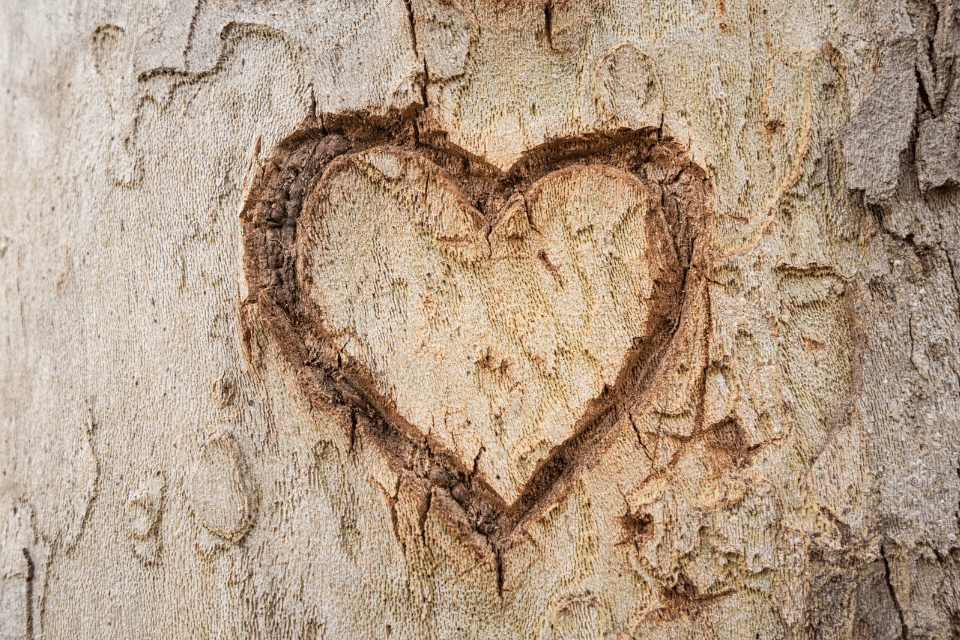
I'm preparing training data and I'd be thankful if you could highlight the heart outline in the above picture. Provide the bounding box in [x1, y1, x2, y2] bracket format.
[240, 113, 712, 568]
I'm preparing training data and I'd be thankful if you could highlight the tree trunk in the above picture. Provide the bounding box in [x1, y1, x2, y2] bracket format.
[2, 0, 959, 638]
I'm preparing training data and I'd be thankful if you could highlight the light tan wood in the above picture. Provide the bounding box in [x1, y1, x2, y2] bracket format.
[305, 150, 662, 503]
[1, 0, 959, 638]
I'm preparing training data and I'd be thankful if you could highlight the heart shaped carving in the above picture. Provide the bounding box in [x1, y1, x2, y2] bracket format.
[241, 115, 707, 554]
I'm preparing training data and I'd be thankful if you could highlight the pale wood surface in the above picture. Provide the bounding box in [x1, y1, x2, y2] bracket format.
[306, 152, 661, 503]
[1, 0, 959, 638]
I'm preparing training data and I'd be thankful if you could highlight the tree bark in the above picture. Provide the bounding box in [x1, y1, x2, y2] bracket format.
[1, 0, 959, 638]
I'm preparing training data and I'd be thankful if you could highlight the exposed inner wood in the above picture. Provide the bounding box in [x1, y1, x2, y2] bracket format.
[240, 111, 712, 564]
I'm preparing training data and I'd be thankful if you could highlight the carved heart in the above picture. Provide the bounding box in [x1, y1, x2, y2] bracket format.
[300, 149, 670, 504]
[241, 121, 701, 549]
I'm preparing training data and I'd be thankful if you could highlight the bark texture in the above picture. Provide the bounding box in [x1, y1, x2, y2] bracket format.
[1, 0, 959, 638]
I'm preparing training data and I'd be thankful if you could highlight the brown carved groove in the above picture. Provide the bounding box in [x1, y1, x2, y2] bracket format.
[240, 110, 713, 570]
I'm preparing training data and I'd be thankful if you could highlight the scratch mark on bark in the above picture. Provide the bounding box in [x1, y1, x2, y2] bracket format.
[182, 0, 204, 69]
[629, 412, 654, 464]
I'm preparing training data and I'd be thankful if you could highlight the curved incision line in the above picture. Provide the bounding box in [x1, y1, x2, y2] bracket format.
[240, 110, 712, 563]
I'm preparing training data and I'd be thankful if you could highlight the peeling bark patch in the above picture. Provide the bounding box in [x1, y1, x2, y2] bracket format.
[840, 36, 919, 203]
[917, 116, 960, 192]
[240, 111, 713, 560]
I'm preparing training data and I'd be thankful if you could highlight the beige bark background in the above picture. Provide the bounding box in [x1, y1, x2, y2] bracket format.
[1, 0, 959, 638]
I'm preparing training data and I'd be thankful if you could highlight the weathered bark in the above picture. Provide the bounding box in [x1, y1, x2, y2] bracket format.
[1, 0, 958, 638]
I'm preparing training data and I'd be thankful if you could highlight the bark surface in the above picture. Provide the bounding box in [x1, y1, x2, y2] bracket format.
[1, 0, 959, 638]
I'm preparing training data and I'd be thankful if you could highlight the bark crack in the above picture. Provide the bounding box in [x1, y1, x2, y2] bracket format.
[544, 1, 555, 51]
[421, 59, 430, 110]
[402, 0, 429, 109]
[402, 0, 418, 54]
[881, 545, 909, 640]
[629, 412, 654, 464]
